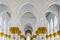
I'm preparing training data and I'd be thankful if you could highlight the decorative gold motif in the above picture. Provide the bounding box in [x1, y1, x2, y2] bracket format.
[7, 35, 11, 38]
[0, 32, 3, 37]
[36, 27, 47, 35]
[53, 32, 58, 37]
[20, 35, 25, 39]
[0, 32, 11, 38]
[57, 30, 60, 35]
[36, 31, 39, 35]
[46, 35, 50, 38]
[17, 30, 21, 35]
[49, 34, 53, 38]
[9, 27, 21, 35]
[3, 34, 8, 38]
[46, 32, 58, 38]
[32, 35, 37, 38]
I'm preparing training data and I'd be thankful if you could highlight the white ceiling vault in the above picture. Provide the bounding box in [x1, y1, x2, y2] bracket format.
[0, 0, 60, 37]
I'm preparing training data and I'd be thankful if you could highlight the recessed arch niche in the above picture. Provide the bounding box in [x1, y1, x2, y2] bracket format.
[46, 12, 59, 35]
[19, 3, 37, 35]
[48, 4, 60, 30]
[0, 4, 11, 36]
[46, 12, 55, 22]
[24, 23, 33, 35]
[21, 12, 36, 35]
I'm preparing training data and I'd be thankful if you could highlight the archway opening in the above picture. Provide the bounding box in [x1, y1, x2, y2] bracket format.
[21, 12, 36, 35]
[24, 23, 33, 40]
[46, 12, 58, 40]
[0, 4, 11, 40]
[25, 30, 32, 40]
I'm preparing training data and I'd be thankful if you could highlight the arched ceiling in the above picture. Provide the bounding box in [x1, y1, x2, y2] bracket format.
[0, 0, 60, 35]
[21, 12, 36, 35]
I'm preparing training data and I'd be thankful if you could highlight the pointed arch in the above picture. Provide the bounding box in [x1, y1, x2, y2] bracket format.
[21, 12, 36, 35]
[19, 3, 37, 35]
[0, 4, 11, 38]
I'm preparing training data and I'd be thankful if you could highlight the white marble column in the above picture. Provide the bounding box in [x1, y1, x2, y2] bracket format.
[11, 34, 14, 40]
[3, 19, 7, 40]
[18, 36, 21, 40]
[54, 16, 59, 40]
[59, 36, 60, 40]
[7, 22, 11, 40]
[41, 34, 46, 40]
[0, 28, 3, 40]
[37, 35, 41, 40]
[47, 23, 50, 40]
[0, 16, 3, 40]
[54, 16, 59, 31]
[15, 34, 20, 40]
[50, 19, 54, 40]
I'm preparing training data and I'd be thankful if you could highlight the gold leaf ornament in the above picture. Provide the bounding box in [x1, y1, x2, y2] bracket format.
[10, 27, 21, 35]
[46, 35, 50, 38]
[0, 32, 3, 37]
[20, 35, 25, 39]
[57, 30, 60, 35]
[53, 32, 58, 37]
[32, 35, 37, 38]
[36, 27, 47, 35]
[7, 35, 11, 38]
[49, 34, 53, 38]
[3, 34, 8, 38]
